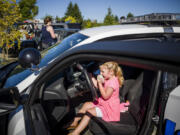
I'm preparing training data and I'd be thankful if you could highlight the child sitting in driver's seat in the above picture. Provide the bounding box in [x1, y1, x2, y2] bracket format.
[68, 61, 125, 135]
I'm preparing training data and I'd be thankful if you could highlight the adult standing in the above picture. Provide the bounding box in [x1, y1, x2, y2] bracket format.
[41, 17, 57, 50]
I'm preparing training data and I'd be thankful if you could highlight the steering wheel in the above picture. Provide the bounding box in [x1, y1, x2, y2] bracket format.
[76, 63, 98, 101]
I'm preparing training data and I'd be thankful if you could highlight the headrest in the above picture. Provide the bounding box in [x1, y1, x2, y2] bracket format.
[120, 79, 135, 98]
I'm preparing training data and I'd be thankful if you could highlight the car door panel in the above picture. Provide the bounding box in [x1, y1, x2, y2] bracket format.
[7, 103, 50, 135]
[164, 85, 180, 132]
[30, 104, 51, 135]
[0, 87, 49, 135]
[8, 106, 25, 135]
[0, 87, 25, 135]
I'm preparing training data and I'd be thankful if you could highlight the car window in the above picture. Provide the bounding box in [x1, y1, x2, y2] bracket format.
[4, 33, 89, 88]
[34, 58, 157, 134]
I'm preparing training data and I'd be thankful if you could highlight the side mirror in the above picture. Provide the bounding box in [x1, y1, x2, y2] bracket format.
[18, 48, 41, 69]
[0, 87, 21, 115]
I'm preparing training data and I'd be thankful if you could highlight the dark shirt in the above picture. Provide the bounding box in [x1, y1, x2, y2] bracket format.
[41, 26, 54, 45]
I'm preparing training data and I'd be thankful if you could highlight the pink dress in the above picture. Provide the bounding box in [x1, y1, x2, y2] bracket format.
[93, 76, 120, 121]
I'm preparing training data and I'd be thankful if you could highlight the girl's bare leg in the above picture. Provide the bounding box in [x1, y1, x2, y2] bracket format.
[69, 108, 97, 135]
[70, 102, 94, 127]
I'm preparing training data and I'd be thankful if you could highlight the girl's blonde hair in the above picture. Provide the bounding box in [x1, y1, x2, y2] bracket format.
[100, 61, 124, 86]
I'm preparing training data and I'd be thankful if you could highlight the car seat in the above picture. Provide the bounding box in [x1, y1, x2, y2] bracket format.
[120, 79, 136, 103]
[89, 71, 156, 135]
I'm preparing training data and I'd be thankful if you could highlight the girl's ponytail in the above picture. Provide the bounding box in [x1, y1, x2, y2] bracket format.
[115, 65, 124, 86]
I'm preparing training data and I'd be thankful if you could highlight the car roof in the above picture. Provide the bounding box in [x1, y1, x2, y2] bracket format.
[76, 24, 180, 47]
[79, 24, 180, 37]
[79, 24, 147, 36]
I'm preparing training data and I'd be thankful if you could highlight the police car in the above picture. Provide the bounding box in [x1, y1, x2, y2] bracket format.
[0, 24, 180, 135]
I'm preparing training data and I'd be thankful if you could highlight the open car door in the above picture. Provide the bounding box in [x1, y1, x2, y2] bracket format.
[0, 87, 50, 135]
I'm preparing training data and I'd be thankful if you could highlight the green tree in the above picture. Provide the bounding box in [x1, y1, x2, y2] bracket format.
[103, 8, 115, 25]
[127, 12, 134, 18]
[64, 2, 83, 23]
[18, 0, 38, 21]
[114, 15, 119, 24]
[82, 19, 93, 28]
[0, 0, 22, 59]
[55, 16, 62, 23]
[82, 19, 104, 29]
[73, 3, 83, 23]
[120, 16, 125, 19]
[65, 1, 73, 18]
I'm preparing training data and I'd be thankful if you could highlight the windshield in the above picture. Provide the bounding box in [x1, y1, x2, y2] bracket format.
[4, 33, 88, 88]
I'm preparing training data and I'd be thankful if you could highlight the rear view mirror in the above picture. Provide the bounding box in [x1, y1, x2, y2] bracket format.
[0, 87, 21, 115]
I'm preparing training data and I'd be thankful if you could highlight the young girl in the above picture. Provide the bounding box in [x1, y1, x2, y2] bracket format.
[68, 61, 124, 135]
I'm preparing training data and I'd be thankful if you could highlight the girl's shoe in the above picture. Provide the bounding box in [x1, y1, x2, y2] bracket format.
[66, 122, 78, 130]
[66, 125, 78, 130]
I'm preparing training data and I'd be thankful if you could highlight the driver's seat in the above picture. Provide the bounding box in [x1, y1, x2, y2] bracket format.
[89, 71, 155, 135]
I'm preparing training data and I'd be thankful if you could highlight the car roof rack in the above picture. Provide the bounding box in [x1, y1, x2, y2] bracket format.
[120, 13, 180, 26]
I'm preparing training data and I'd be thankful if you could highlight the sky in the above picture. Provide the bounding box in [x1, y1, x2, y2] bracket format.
[35, 0, 180, 22]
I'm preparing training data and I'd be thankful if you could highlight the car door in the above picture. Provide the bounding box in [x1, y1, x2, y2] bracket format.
[161, 73, 180, 135]
[0, 87, 26, 135]
[0, 87, 50, 135]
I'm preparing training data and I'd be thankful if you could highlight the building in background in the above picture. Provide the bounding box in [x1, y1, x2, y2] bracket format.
[120, 13, 180, 25]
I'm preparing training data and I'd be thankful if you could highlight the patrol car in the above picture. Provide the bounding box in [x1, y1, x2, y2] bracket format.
[0, 24, 180, 135]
